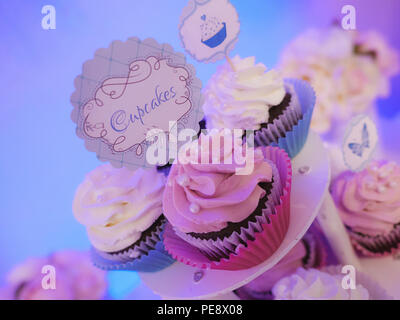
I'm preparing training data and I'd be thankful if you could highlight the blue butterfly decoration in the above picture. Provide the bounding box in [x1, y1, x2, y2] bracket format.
[348, 123, 369, 157]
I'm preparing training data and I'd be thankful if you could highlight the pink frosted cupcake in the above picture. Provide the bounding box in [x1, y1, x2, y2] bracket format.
[331, 160, 400, 256]
[162, 131, 292, 270]
[0, 251, 107, 300]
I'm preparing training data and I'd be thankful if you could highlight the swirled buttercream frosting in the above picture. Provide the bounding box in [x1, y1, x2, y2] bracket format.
[272, 268, 369, 300]
[163, 131, 274, 234]
[331, 161, 400, 236]
[202, 56, 286, 130]
[73, 164, 165, 252]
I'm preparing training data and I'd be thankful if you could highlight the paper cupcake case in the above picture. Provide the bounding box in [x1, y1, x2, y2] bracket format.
[91, 223, 175, 272]
[302, 233, 323, 269]
[156, 164, 172, 177]
[304, 223, 329, 269]
[163, 146, 292, 270]
[95, 220, 164, 263]
[255, 79, 316, 159]
[349, 224, 400, 258]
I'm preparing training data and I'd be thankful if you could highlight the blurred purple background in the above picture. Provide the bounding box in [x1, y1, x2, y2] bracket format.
[0, 0, 399, 298]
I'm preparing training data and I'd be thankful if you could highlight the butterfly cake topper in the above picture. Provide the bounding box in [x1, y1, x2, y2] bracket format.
[342, 114, 378, 172]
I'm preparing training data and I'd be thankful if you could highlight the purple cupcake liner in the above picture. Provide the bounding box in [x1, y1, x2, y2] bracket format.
[91, 222, 175, 272]
[234, 288, 274, 300]
[255, 79, 316, 158]
[174, 159, 283, 261]
[255, 82, 302, 144]
[303, 223, 328, 268]
[348, 224, 400, 257]
[302, 233, 318, 269]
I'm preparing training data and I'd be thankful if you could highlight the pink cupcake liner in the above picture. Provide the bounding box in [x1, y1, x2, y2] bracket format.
[349, 225, 400, 257]
[163, 146, 292, 270]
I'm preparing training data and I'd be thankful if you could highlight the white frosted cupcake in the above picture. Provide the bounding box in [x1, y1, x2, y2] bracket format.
[73, 164, 174, 271]
[201, 56, 315, 158]
[272, 267, 391, 300]
[202, 56, 293, 130]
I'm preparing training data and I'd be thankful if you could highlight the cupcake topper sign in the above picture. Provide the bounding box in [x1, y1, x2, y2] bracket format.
[342, 114, 378, 172]
[179, 0, 240, 63]
[71, 37, 203, 169]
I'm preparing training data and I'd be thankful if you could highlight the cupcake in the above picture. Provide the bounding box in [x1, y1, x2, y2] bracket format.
[0, 251, 108, 300]
[330, 161, 400, 257]
[50, 250, 108, 299]
[235, 225, 326, 300]
[73, 164, 175, 272]
[272, 267, 371, 300]
[162, 130, 292, 270]
[354, 31, 399, 97]
[201, 55, 315, 158]
[279, 27, 399, 136]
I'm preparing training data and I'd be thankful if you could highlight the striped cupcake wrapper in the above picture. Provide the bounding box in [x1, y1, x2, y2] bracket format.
[91, 221, 175, 272]
[348, 224, 400, 257]
[255, 79, 316, 159]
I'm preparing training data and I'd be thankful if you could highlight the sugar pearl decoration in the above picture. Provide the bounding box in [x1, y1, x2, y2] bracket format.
[101, 170, 110, 180]
[176, 173, 190, 187]
[376, 185, 386, 193]
[388, 181, 398, 188]
[189, 203, 200, 214]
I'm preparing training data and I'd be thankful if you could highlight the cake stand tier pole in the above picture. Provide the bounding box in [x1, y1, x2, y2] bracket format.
[317, 192, 362, 270]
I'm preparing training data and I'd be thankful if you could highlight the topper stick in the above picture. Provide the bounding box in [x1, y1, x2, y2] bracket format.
[225, 54, 236, 71]
[317, 192, 362, 270]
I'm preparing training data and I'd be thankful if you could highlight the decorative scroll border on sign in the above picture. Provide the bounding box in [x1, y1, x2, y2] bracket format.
[71, 37, 203, 169]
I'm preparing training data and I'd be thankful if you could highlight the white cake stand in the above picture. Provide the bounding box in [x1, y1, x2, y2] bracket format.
[139, 132, 331, 299]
